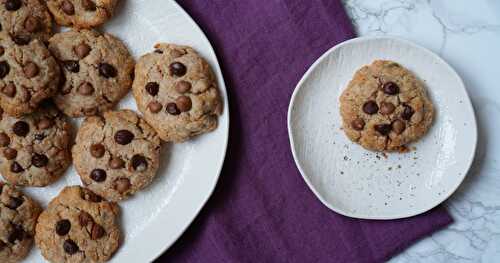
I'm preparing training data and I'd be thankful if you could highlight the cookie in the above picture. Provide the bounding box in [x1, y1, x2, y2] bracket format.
[0, 0, 53, 43]
[46, 0, 118, 28]
[48, 29, 134, 117]
[132, 43, 222, 142]
[0, 104, 72, 187]
[0, 31, 60, 117]
[0, 182, 42, 263]
[340, 60, 434, 152]
[35, 186, 120, 263]
[73, 110, 161, 202]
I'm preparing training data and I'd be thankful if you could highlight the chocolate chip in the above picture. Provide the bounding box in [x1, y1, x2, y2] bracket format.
[5, 0, 22, 11]
[90, 169, 106, 182]
[383, 82, 399, 95]
[10, 162, 23, 173]
[98, 63, 117, 78]
[392, 120, 406, 134]
[0, 240, 6, 250]
[176, 96, 192, 112]
[114, 178, 130, 193]
[61, 1, 75, 15]
[12, 35, 30, 45]
[77, 82, 94, 95]
[351, 118, 365, 131]
[362, 101, 378, 115]
[169, 62, 187, 77]
[78, 212, 93, 226]
[0, 46, 4, 56]
[74, 43, 91, 59]
[63, 239, 78, 255]
[114, 130, 134, 145]
[379, 102, 395, 115]
[166, 102, 180, 115]
[131, 155, 147, 172]
[55, 219, 71, 236]
[63, 60, 79, 73]
[8, 226, 24, 243]
[90, 143, 105, 158]
[109, 157, 124, 169]
[0, 132, 10, 146]
[145, 82, 159, 96]
[0, 61, 10, 78]
[2, 82, 15, 97]
[23, 62, 39, 78]
[148, 101, 162, 113]
[32, 153, 48, 167]
[82, 0, 96, 11]
[13, 121, 29, 136]
[374, 124, 392, 136]
[91, 223, 105, 240]
[154, 49, 163, 54]
[6, 196, 23, 209]
[3, 147, 17, 160]
[175, 81, 191, 93]
[37, 117, 53, 130]
[81, 189, 101, 202]
[24, 16, 40, 33]
[34, 133, 45, 140]
[401, 104, 415, 120]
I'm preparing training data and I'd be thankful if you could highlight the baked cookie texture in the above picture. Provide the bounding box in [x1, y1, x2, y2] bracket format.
[46, 0, 118, 28]
[73, 110, 161, 202]
[48, 29, 134, 117]
[0, 182, 42, 263]
[0, 104, 72, 186]
[0, 31, 60, 117]
[35, 186, 120, 263]
[132, 43, 222, 142]
[340, 60, 434, 152]
[0, 0, 53, 43]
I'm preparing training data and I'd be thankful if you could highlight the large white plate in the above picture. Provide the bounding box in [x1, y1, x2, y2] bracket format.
[23, 1, 229, 262]
[288, 36, 476, 220]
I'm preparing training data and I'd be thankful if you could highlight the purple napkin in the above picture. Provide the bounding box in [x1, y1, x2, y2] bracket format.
[158, 1, 453, 262]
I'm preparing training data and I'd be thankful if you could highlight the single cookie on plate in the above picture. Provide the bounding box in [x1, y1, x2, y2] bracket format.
[48, 29, 134, 117]
[0, 182, 42, 263]
[0, 31, 60, 117]
[35, 186, 120, 263]
[339, 60, 434, 152]
[0, 104, 72, 186]
[73, 109, 161, 202]
[46, 0, 118, 28]
[0, 0, 53, 43]
[132, 43, 222, 142]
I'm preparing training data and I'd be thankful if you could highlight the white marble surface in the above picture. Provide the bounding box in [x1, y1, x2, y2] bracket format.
[342, 0, 500, 262]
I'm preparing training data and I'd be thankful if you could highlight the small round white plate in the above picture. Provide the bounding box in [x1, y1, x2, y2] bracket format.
[288, 36, 476, 220]
[23, 1, 229, 262]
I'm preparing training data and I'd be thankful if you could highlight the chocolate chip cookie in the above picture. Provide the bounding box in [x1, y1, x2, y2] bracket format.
[46, 0, 118, 28]
[48, 29, 134, 117]
[0, 0, 53, 43]
[73, 110, 161, 202]
[0, 182, 42, 263]
[0, 31, 60, 117]
[132, 43, 222, 142]
[35, 186, 120, 263]
[0, 104, 72, 186]
[340, 60, 434, 152]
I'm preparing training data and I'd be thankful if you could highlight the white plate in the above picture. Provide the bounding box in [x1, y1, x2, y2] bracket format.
[23, 1, 229, 262]
[288, 36, 476, 220]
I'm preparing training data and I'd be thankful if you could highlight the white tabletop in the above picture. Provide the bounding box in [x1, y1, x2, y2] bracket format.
[343, 0, 500, 262]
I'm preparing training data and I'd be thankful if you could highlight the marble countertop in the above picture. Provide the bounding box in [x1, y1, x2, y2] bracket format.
[342, 0, 500, 262]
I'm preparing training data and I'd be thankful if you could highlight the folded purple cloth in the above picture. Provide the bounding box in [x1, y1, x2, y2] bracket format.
[158, 1, 453, 262]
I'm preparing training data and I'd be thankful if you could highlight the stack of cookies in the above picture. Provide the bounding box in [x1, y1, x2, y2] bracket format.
[0, 1, 222, 262]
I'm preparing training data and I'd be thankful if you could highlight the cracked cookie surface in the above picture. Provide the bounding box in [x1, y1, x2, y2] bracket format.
[46, 0, 118, 28]
[0, 182, 42, 263]
[0, 105, 72, 186]
[48, 29, 134, 117]
[0, 31, 60, 117]
[35, 186, 120, 263]
[132, 43, 222, 142]
[73, 110, 161, 202]
[0, 0, 53, 43]
[340, 60, 434, 152]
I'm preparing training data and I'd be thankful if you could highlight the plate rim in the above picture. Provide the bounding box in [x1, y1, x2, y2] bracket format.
[287, 35, 477, 220]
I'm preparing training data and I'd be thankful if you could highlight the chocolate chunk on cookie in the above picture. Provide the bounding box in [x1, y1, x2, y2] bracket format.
[46, 0, 118, 28]
[0, 0, 53, 43]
